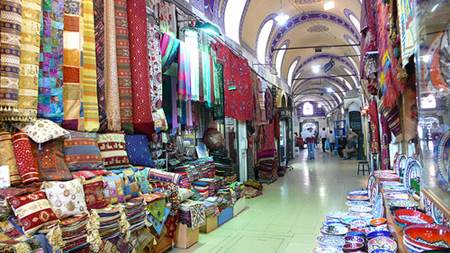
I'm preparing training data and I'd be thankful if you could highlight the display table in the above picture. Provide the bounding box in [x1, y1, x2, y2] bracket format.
[382, 190, 411, 253]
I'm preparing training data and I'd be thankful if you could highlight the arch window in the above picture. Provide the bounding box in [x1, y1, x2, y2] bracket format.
[275, 43, 288, 77]
[287, 59, 299, 86]
[224, 0, 247, 44]
[256, 19, 274, 63]
[303, 102, 314, 116]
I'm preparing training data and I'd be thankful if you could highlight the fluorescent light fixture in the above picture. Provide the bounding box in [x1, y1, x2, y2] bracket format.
[312, 65, 321, 74]
[421, 54, 432, 63]
[323, 0, 335, 11]
[275, 13, 289, 26]
[431, 3, 439, 12]
[318, 104, 322, 108]
[326, 87, 333, 93]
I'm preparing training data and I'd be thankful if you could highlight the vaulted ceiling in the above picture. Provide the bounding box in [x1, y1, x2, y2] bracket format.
[220, 0, 362, 112]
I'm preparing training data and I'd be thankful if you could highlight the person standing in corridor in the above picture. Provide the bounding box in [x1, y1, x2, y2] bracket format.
[319, 128, 327, 152]
[302, 127, 316, 160]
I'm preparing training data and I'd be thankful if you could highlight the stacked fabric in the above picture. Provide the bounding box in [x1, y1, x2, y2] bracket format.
[144, 193, 170, 236]
[192, 181, 210, 198]
[256, 149, 278, 183]
[123, 197, 146, 233]
[175, 172, 191, 189]
[215, 188, 233, 212]
[148, 168, 182, 185]
[203, 197, 220, 217]
[60, 214, 90, 252]
[179, 200, 206, 229]
[210, 149, 234, 177]
[91, 206, 129, 242]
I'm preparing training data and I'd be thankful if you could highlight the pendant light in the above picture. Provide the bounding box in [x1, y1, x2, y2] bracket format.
[275, 0, 289, 26]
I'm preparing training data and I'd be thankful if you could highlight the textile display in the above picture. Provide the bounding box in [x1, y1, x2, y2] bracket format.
[104, 0, 121, 132]
[93, 0, 107, 132]
[81, 0, 100, 131]
[145, 0, 163, 111]
[0, 0, 21, 112]
[178, 42, 191, 100]
[11, 132, 40, 184]
[43, 178, 88, 218]
[160, 33, 180, 73]
[0, 132, 21, 186]
[114, 0, 133, 133]
[380, 112, 391, 171]
[103, 175, 122, 204]
[83, 176, 109, 210]
[185, 31, 200, 101]
[212, 56, 224, 119]
[264, 88, 274, 121]
[153, 108, 168, 132]
[135, 168, 151, 194]
[159, 0, 176, 34]
[125, 135, 154, 167]
[63, 131, 104, 171]
[7, 191, 58, 236]
[379, 103, 401, 138]
[97, 133, 130, 169]
[33, 139, 73, 181]
[72, 169, 108, 179]
[397, 0, 416, 66]
[127, 0, 154, 136]
[60, 214, 90, 252]
[149, 169, 182, 185]
[38, 0, 64, 123]
[202, 50, 212, 107]
[62, 0, 82, 130]
[179, 200, 206, 228]
[1, 0, 41, 121]
[368, 100, 380, 154]
[124, 197, 146, 232]
[146, 207, 170, 235]
[252, 72, 267, 125]
[15, 118, 69, 144]
[214, 43, 254, 121]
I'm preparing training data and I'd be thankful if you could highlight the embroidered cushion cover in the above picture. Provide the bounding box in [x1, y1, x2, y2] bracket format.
[97, 133, 130, 169]
[64, 131, 104, 171]
[42, 178, 88, 218]
[15, 119, 69, 143]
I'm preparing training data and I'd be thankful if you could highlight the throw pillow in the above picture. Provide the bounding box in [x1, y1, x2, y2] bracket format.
[97, 134, 130, 169]
[15, 119, 69, 144]
[11, 133, 40, 184]
[42, 178, 88, 218]
[64, 131, 104, 171]
[125, 135, 154, 167]
[32, 139, 72, 181]
[0, 132, 21, 186]
[135, 168, 151, 194]
[103, 175, 125, 204]
[7, 191, 58, 236]
[72, 170, 109, 179]
[83, 177, 109, 210]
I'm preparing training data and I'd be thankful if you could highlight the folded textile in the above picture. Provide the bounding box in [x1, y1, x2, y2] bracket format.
[148, 169, 181, 185]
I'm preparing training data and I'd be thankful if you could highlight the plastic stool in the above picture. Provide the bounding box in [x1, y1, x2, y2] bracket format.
[357, 161, 369, 176]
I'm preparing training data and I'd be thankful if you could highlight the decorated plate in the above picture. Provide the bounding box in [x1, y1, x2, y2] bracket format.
[368, 236, 397, 252]
[349, 205, 373, 213]
[383, 192, 410, 200]
[404, 224, 450, 249]
[347, 195, 370, 201]
[344, 235, 365, 244]
[316, 235, 345, 248]
[326, 211, 348, 220]
[312, 246, 343, 253]
[394, 209, 434, 226]
[342, 242, 364, 251]
[346, 201, 371, 207]
[370, 218, 387, 226]
[372, 193, 384, 219]
[321, 224, 349, 236]
[388, 199, 419, 209]
[403, 159, 422, 191]
[348, 190, 368, 196]
[367, 230, 392, 240]
[350, 218, 368, 229]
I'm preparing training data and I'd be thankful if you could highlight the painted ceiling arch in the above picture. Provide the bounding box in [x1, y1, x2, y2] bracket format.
[296, 87, 343, 103]
[292, 76, 354, 92]
[295, 94, 337, 110]
[293, 80, 349, 98]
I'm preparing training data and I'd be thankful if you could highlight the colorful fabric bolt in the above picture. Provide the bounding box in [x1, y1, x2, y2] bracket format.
[62, 0, 82, 130]
[128, 0, 154, 136]
[202, 50, 212, 107]
[93, 0, 107, 132]
[0, 132, 21, 186]
[38, 0, 64, 123]
[11, 132, 40, 184]
[114, 0, 133, 133]
[0, 0, 21, 112]
[104, 0, 121, 132]
[81, 0, 100, 131]
[149, 169, 181, 185]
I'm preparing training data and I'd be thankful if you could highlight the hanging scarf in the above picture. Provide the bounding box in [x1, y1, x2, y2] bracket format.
[252, 72, 267, 125]
[202, 50, 212, 107]
[81, 0, 99, 131]
[128, 0, 154, 136]
[62, 0, 82, 130]
[171, 77, 178, 132]
[265, 88, 274, 121]
[2, 0, 41, 122]
[186, 32, 200, 101]
[161, 33, 179, 73]
[368, 99, 380, 153]
[104, 0, 121, 132]
[212, 56, 223, 119]
[0, 0, 21, 112]
[93, 0, 107, 132]
[38, 0, 64, 123]
[114, 0, 133, 133]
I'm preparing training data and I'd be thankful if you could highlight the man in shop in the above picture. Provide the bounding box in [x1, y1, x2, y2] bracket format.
[302, 127, 316, 160]
[328, 130, 335, 153]
[319, 128, 328, 152]
[343, 129, 358, 160]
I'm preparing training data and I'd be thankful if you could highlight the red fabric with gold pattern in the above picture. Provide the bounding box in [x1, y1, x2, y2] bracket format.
[82, 176, 109, 210]
[11, 133, 40, 184]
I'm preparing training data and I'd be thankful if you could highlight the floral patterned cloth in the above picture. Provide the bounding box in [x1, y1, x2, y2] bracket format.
[83, 176, 109, 210]
[15, 118, 69, 143]
[43, 178, 88, 218]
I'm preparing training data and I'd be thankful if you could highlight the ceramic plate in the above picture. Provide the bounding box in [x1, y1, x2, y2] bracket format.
[383, 192, 410, 200]
[367, 230, 392, 240]
[349, 206, 373, 213]
[404, 224, 450, 249]
[388, 199, 419, 208]
[368, 236, 397, 252]
[394, 209, 434, 226]
[316, 235, 345, 248]
[312, 246, 343, 253]
[370, 218, 387, 226]
[344, 235, 365, 244]
[326, 211, 348, 220]
[350, 218, 368, 229]
[348, 190, 368, 196]
[321, 224, 349, 236]
[347, 195, 370, 201]
[346, 201, 372, 207]
[342, 242, 364, 251]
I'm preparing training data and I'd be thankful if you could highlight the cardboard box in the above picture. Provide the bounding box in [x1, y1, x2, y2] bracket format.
[175, 223, 199, 249]
[233, 198, 247, 216]
[200, 215, 218, 233]
[218, 206, 233, 226]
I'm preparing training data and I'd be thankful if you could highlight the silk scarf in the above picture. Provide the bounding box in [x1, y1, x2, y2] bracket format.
[104, 0, 121, 132]
[93, 0, 107, 132]
[62, 0, 82, 130]
[38, 0, 64, 123]
[201, 50, 212, 107]
[0, 0, 21, 112]
[128, 0, 154, 136]
[212, 56, 223, 119]
[81, 0, 99, 131]
[114, 0, 133, 133]
[2, 0, 41, 122]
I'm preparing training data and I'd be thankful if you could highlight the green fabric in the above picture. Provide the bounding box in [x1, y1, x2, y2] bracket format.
[202, 50, 212, 107]
[212, 56, 224, 119]
[145, 198, 166, 222]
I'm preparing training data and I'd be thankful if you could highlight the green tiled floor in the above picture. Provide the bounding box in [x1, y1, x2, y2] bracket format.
[172, 150, 367, 253]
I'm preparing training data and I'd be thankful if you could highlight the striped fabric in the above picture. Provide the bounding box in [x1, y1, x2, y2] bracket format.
[81, 0, 99, 131]
[38, 0, 64, 123]
[62, 0, 82, 130]
[104, 0, 121, 132]
[93, 0, 107, 132]
[0, 0, 21, 112]
[97, 133, 130, 169]
[114, 0, 133, 133]
[64, 132, 104, 171]
[2, 0, 41, 121]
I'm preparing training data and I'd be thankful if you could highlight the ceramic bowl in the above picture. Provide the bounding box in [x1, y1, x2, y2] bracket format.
[317, 235, 346, 248]
[366, 230, 391, 240]
[350, 206, 373, 213]
[368, 236, 397, 252]
[394, 209, 434, 226]
[370, 218, 387, 227]
[347, 195, 370, 201]
[403, 234, 434, 251]
[344, 235, 365, 244]
[321, 224, 349, 236]
[348, 190, 369, 196]
[346, 200, 372, 207]
[312, 246, 344, 253]
[342, 241, 364, 251]
[350, 218, 369, 229]
[346, 231, 366, 238]
[404, 224, 450, 250]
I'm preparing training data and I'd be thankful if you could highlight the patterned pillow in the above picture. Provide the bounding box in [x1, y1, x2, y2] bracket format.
[103, 175, 125, 204]
[121, 169, 140, 200]
[64, 131, 104, 171]
[72, 170, 109, 179]
[83, 177, 109, 210]
[32, 139, 72, 181]
[135, 168, 151, 194]
[15, 119, 69, 144]
[125, 135, 154, 167]
[0, 132, 21, 186]
[7, 191, 58, 236]
[42, 178, 88, 219]
[97, 134, 130, 169]
[11, 133, 40, 184]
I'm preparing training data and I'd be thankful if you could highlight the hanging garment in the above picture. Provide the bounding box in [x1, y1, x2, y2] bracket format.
[160, 33, 180, 74]
[62, 0, 82, 130]
[213, 43, 254, 121]
[38, 0, 64, 123]
[212, 56, 223, 119]
[177, 42, 191, 101]
[128, 0, 154, 136]
[114, 0, 133, 133]
[368, 100, 380, 153]
[202, 50, 212, 107]
[0, 0, 21, 113]
[1, 0, 41, 122]
[380, 112, 391, 170]
[185, 32, 200, 101]
[159, 0, 176, 34]
[93, 0, 107, 132]
[252, 72, 267, 125]
[81, 0, 99, 131]
[104, 0, 121, 132]
[265, 88, 274, 121]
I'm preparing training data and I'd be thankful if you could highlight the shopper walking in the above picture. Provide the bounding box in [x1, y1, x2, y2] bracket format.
[328, 130, 335, 152]
[302, 127, 316, 160]
[319, 128, 327, 152]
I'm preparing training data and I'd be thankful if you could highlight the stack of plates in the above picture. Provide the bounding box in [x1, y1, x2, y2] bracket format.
[347, 190, 370, 201]
[393, 209, 434, 227]
[368, 236, 397, 252]
[403, 224, 450, 253]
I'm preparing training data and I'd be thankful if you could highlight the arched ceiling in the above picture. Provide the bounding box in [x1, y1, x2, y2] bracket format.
[228, 0, 362, 113]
